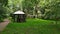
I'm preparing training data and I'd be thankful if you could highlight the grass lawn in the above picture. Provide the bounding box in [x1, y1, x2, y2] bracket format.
[0, 18, 60, 34]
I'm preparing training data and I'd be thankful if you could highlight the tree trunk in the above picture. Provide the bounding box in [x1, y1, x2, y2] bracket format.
[35, 5, 38, 18]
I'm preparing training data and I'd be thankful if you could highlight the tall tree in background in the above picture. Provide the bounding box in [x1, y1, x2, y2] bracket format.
[22, 0, 34, 17]
[0, 0, 8, 22]
[22, 0, 40, 18]
[44, 0, 60, 24]
[0, 0, 8, 6]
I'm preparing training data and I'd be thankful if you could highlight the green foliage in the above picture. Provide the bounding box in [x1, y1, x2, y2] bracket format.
[8, 0, 23, 11]
[0, 0, 8, 6]
[0, 6, 8, 22]
[44, 0, 60, 20]
[0, 0, 10, 22]
[0, 0, 60, 21]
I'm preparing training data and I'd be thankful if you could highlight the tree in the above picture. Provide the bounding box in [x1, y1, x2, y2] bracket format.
[22, 0, 40, 18]
[44, 0, 60, 24]
[0, 0, 8, 22]
[0, 0, 8, 6]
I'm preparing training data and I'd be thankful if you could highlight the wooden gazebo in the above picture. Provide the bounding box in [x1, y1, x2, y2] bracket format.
[13, 10, 26, 22]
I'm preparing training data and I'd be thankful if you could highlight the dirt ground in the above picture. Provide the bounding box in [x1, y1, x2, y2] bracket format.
[0, 19, 10, 31]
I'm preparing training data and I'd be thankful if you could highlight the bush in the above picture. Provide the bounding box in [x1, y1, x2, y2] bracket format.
[0, 6, 8, 22]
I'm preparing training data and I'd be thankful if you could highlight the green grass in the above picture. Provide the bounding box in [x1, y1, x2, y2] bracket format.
[0, 18, 60, 34]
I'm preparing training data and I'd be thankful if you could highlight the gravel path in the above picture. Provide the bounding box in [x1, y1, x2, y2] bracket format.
[0, 19, 10, 31]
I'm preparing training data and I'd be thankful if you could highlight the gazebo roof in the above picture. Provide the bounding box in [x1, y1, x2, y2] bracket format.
[13, 10, 25, 14]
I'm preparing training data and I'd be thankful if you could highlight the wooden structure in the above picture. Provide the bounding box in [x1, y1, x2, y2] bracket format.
[13, 10, 26, 22]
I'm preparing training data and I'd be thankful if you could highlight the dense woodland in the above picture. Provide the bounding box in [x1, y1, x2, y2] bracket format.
[0, 0, 60, 22]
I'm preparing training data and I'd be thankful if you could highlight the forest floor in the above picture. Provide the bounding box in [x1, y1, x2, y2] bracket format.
[0, 18, 60, 34]
[0, 19, 10, 31]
